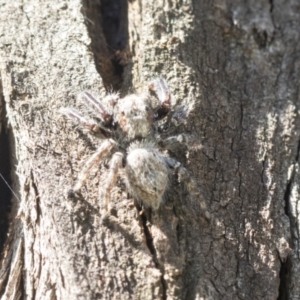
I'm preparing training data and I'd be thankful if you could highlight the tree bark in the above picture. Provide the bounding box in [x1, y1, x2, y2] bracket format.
[0, 0, 299, 299]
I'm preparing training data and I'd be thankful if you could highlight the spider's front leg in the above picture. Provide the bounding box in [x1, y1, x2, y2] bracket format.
[103, 152, 123, 211]
[149, 78, 188, 130]
[149, 78, 171, 120]
[149, 78, 171, 108]
[73, 139, 116, 193]
[60, 107, 101, 133]
[60, 107, 112, 138]
[80, 91, 118, 126]
[165, 157, 211, 221]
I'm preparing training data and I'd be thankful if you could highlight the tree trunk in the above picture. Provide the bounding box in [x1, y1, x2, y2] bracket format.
[0, 0, 298, 299]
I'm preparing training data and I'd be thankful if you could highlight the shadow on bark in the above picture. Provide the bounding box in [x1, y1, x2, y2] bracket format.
[81, 0, 129, 90]
[0, 88, 12, 258]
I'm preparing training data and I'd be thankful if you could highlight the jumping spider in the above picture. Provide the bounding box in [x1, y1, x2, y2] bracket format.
[60, 78, 210, 220]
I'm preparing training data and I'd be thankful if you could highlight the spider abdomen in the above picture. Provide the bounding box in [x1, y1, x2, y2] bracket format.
[125, 148, 169, 210]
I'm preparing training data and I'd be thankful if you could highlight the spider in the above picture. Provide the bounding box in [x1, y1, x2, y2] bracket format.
[60, 78, 210, 220]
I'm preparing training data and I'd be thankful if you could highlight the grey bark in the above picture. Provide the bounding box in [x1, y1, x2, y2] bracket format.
[0, 0, 299, 299]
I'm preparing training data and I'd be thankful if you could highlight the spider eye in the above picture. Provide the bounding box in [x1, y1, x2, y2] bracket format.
[121, 111, 125, 116]
[145, 106, 149, 111]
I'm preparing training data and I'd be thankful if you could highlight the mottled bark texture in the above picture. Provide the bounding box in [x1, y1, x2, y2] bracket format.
[0, 0, 299, 299]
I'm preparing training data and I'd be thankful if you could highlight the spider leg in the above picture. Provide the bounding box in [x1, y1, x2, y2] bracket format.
[60, 107, 100, 132]
[60, 107, 111, 138]
[168, 105, 189, 127]
[80, 91, 118, 125]
[73, 139, 116, 192]
[149, 78, 171, 108]
[149, 78, 171, 120]
[149, 79, 188, 131]
[165, 157, 211, 221]
[103, 152, 124, 211]
[159, 134, 202, 151]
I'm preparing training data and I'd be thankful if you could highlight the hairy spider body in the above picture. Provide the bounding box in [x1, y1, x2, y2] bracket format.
[125, 141, 169, 210]
[60, 78, 210, 220]
[116, 94, 153, 139]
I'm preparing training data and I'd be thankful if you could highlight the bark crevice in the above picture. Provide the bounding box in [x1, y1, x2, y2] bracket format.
[283, 137, 300, 217]
[81, 0, 129, 90]
[140, 210, 167, 300]
[278, 256, 291, 300]
[0, 83, 13, 258]
[283, 174, 292, 217]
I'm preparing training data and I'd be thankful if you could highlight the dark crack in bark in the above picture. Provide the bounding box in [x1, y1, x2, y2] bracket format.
[0, 82, 13, 258]
[278, 256, 291, 300]
[81, 0, 129, 90]
[139, 209, 167, 300]
[283, 174, 293, 217]
[279, 138, 300, 298]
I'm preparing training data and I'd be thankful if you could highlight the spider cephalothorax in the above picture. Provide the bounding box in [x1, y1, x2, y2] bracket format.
[60, 78, 210, 220]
